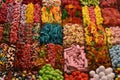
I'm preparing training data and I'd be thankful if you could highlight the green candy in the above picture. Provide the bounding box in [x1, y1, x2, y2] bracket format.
[62, 9, 68, 20]
[55, 69, 62, 75]
[45, 64, 51, 67]
[44, 70, 50, 74]
[39, 70, 44, 75]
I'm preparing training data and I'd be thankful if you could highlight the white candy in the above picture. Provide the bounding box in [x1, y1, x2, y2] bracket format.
[109, 73, 115, 78]
[99, 65, 105, 72]
[107, 74, 113, 80]
[90, 70, 95, 77]
[101, 76, 107, 80]
[99, 72, 105, 78]
[96, 68, 100, 74]
[90, 78, 95, 80]
[105, 68, 113, 75]
[94, 74, 99, 80]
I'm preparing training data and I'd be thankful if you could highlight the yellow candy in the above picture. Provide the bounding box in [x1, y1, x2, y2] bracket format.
[82, 6, 90, 26]
[117, 68, 120, 71]
[0, 62, 4, 65]
[94, 5, 103, 25]
[115, 78, 118, 80]
[26, 3, 34, 23]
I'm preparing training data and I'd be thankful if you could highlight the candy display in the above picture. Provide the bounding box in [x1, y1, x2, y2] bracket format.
[101, 8, 120, 26]
[38, 64, 64, 80]
[86, 46, 111, 70]
[64, 45, 87, 73]
[40, 23, 63, 45]
[109, 45, 120, 68]
[62, 1, 82, 25]
[0, 0, 120, 79]
[89, 66, 115, 80]
[80, 0, 99, 6]
[41, 0, 61, 24]
[65, 71, 88, 80]
[105, 26, 120, 47]
[0, 43, 8, 71]
[84, 23, 106, 46]
[0, 2, 7, 24]
[20, 4, 27, 25]
[0, 23, 11, 43]
[100, 0, 117, 8]
[34, 43, 64, 71]
[63, 23, 84, 48]
[26, 3, 34, 24]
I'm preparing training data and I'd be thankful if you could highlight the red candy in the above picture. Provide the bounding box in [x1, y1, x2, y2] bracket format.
[65, 71, 88, 80]
[34, 3, 41, 23]
[0, 3, 7, 23]
[62, 0, 80, 6]
[0, 25, 3, 41]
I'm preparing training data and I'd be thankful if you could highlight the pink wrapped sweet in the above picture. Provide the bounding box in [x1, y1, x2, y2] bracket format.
[64, 44, 88, 73]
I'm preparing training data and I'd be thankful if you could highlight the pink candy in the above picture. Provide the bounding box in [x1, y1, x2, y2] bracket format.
[106, 26, 120, 45]
[34, 3, 41, 23]
[10, 2, 21, 43]
[64, 45, 88, 73]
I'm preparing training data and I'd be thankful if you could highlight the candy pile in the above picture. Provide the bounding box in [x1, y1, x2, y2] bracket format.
[64, 45, 87, 73]
[65, 71, 88, 80]
[40, 23, 62, 45]
[100, 0, 117, 8]
[114, 68, 120, 80]
[86, 46, 111, 70]
[100, 0, 120, 26]
[0, 2, 7, 23]
[89, 66, 115, 80]
[38, 64, 64, 80]
[82, 5, 106, 46]
[84, 23, 106, 46]
[62, 0, 82, 25]
[41, 0, 61, 24]
[63, 23, 84, 48]
[10, 1, 21, 43]
[0, 23, 11, 43]
[35, 43, 64, 71]
[109, 45, 120, 68]
[105, 26, 120, 47]
[1, 0, 120, 79]
[0, 43, 8, 71]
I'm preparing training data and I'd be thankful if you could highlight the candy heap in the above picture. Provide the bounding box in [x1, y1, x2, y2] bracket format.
[89, 66, 115, 80]
[38, 64, 63, 80]
[62, 0, 82, 25]
[62, 0, 88, 79]
[100, 0, 120, 79]
[41, 0, 61, 24]
[80, 0, 111, 70]
[65, 71, 88, 80]
[64, 45, 87, 73]
[0, 0, 120, 79]
[40, 23, 62, 45]
[100, 0, 120, 26]
[105, 27, 120, 47]
[63, 23, 84, 47]
[109, 45, 120, 68]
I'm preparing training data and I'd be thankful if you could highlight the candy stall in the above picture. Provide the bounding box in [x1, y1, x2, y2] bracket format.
[0, 0, 120, 80]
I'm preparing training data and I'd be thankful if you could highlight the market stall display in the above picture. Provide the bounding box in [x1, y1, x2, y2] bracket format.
[0, 0, 120, 79]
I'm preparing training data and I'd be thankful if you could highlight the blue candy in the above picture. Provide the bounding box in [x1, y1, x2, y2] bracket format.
[39, 23, 63, 45]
